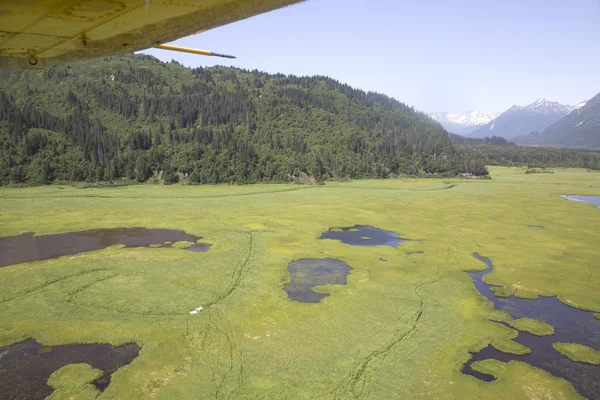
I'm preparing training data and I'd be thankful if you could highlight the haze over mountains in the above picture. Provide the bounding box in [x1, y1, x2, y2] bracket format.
[468, 99, 576, 140]
[431, 94, 599, 148]
[429, 111, 497, 135]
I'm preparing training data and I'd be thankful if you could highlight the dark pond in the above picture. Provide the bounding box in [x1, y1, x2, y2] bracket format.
[0, 228, 211, 268]
[283, 259, 351, 303]
[320, 225, 410, 247]
[463, 254, 600, 399]
[186, 243, 212, 253]
[0, 340, 139, 400]
[561, 195, 600, 209]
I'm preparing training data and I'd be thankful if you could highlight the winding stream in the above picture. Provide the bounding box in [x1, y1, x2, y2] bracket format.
[463, 254, 600, 399]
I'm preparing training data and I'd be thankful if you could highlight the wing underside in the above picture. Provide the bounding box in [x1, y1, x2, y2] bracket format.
[0, 0, 305, 62]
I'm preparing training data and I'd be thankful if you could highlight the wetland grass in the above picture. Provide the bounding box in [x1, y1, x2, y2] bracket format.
[0, 167, 598, 399]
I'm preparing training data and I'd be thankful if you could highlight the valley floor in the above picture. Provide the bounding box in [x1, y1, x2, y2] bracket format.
[0, 167, 599, 399]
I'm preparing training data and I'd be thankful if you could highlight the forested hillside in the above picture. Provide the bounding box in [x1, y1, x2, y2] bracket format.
[0, 54, 488, 186]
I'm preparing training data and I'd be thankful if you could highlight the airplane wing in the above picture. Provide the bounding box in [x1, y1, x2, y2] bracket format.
[0, 0, 305, 64]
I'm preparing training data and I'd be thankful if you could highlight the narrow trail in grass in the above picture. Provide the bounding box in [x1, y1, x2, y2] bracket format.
[330, 276, 441, 399]
[205, 232, 255, 309]
[182, 232, 256, 398]
[334, 219, 455, 399]
[0, 268, 111, 305]
[211, 233, 255, 398]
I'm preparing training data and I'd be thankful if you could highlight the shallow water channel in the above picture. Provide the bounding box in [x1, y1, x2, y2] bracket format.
[0, 228, 210, 268]
[0, 340, 139, 400]
[320, 225, 410, 247]
[463, 254, 600, 399]
[561, 195, 600, 209]
[283, 259, 351, 303]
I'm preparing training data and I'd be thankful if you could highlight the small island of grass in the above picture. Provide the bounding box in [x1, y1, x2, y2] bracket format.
[553, 342, 600, 365]
[510, 317, 554, 336]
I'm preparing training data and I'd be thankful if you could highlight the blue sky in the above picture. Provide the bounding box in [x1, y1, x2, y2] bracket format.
[141, 0, 600, 114]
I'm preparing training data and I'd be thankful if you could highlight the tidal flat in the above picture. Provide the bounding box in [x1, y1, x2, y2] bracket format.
[0, 167, 598, 399]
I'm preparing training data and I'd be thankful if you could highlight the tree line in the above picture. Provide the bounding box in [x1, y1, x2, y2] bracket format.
[459, 144, 600, 170]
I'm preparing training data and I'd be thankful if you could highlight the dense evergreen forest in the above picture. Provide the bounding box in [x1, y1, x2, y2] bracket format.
[0, 54, 490, 186]
[460, 144, 600, 170]
[448, 133, 600, 170]
[447, 133, 515, 146]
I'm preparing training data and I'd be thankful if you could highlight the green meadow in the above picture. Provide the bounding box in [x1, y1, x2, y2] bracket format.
[0, 166, 599, 399]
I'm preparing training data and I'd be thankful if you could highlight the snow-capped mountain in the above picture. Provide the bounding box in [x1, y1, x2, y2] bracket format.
[574, 100, 588, 110]
[526, 98, 573, 114]
[469, 99, 574, 139]
[516, 95, 599, 147]
[429, 111, 498, 135]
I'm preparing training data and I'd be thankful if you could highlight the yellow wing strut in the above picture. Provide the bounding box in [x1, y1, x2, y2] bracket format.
[155, 44, 236, 59]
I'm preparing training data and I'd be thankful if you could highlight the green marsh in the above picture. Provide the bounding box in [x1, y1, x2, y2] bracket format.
[0, 167, 599, 399]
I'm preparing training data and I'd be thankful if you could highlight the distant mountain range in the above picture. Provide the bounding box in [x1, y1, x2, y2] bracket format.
[468, 99, 578, 140]
[429, 111, 497, 135]
[516, 93, 600, 147]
